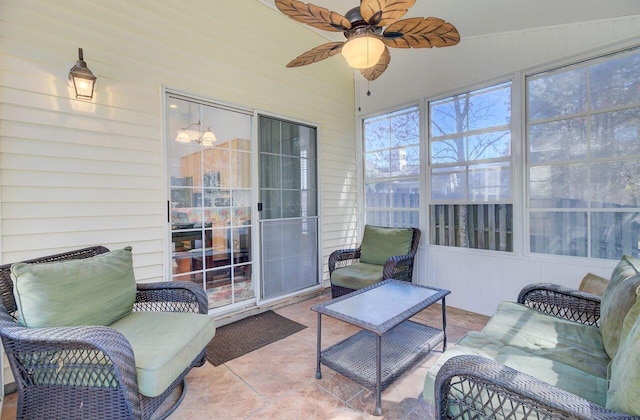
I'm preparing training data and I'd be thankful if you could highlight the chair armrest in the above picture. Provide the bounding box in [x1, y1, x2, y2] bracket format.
[0, 323, 141, 417]
[135, 281, 208, 314]
[517, 283, 601, 326]
[328, 248, 361, 274]
[435, 355, 625, 419]
[383, 253, 415, 282]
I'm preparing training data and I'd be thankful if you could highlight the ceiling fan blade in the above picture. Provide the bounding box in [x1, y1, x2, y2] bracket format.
[383, 17, 460, 48]
[360, 0, 416, 27]
[359, 46, 390, 81]
[286, 42, 345, 67]
[275, 0, 351, 32]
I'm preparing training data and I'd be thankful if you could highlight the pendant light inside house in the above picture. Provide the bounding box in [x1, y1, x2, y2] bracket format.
[341, 31, 385, 69]
[174, 121, 217, 146]
[69, 48, 97, 100]
[175, 131, 192, 143]
[201, 130, 217, 147]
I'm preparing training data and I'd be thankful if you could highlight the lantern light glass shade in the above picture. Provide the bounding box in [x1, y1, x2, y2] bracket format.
[69, 48, 97, 100]
[341, 34, 385, 69]
[175, 131, 192, 143]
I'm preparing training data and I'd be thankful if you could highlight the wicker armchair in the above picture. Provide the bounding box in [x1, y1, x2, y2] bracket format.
[329, 226, 420, 298]
[0, 246, 211, 420]
[433, 283, 632, 419]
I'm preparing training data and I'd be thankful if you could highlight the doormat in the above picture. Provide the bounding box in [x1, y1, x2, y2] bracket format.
[206, 310, 307, 366]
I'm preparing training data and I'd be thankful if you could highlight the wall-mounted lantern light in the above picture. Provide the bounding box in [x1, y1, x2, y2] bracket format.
[69, 48, 97, 100]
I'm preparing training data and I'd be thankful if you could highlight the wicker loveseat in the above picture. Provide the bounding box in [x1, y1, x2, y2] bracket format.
[328, 225, 421, 298]
[0, 246, 216, 420]
[425, 255, 640, 419]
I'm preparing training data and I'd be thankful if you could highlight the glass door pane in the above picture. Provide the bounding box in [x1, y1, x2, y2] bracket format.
[259, 116, 319, 300]
[167, 95, 253, 310]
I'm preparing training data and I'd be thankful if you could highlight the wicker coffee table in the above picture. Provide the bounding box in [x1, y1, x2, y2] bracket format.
[311, 279, 450, 415]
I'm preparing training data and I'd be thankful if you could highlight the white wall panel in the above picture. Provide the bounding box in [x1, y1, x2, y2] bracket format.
[0, 0, 356, 287]
[419, 246, 617, 316]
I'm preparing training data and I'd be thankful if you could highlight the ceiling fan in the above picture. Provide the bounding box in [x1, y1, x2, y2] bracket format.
[275, 0, 460, 81]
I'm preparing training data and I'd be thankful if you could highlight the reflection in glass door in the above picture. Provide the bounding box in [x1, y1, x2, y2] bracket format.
[259, 115, 319, 300]
[166, 94, 253, 310]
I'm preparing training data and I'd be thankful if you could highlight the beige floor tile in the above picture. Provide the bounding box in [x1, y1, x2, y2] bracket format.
[224, 333, 319, 401]
[314, 368, 366, 403]
[171, 363, 267, 419]
[346, 387, 421, 419]
[249, 381, 364, 419]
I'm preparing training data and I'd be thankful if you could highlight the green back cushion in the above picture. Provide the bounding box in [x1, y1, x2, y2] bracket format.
[600, 255, 640, 359]
[359, 225, 413, 266]
[607, 294, 640, 415]
[11, 247, 136, 328]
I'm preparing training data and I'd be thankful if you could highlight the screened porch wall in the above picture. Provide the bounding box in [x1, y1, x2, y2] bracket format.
[358, 14, 640, 316]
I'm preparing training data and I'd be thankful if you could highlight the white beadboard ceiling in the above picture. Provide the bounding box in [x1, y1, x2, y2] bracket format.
[260, 0, 640, 39]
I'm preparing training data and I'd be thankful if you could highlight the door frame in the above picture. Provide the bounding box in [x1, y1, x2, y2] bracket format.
[254, 110, 324, 306]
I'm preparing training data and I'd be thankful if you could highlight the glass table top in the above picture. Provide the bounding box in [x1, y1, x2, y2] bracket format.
[312, 280, 450, 334]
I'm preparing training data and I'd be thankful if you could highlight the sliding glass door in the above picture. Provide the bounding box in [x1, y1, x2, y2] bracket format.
[259, 116, 319, 300]
[166, 94, 254, 310]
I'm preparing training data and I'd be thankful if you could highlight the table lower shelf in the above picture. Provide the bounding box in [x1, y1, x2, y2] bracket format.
[320, 320, 444, 392]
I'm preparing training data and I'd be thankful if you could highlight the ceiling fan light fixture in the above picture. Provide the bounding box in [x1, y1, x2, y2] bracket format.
[341, 32, 385, 69]
[275, 0, 460, 81]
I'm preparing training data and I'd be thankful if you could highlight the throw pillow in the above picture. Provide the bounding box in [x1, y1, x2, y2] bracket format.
[11, 247, 136, 328]
[606, 292, 640, 416]
[599, 255, 640, 359]
[578, 272, 609, 296]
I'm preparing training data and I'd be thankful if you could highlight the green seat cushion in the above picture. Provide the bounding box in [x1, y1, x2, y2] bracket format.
[11, 247, 136, 328]
[110, 311, 216, 398]
[606, 294, 640, 416]
[330, 263, 383, 290]
[480, 302, 610, 378]
[359, 225, 413, 266]
[600, 255, 640, 359]
[423, 331, 609, 406]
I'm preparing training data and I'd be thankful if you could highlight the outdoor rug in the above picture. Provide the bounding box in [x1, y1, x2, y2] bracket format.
[206, 310, 307, 366]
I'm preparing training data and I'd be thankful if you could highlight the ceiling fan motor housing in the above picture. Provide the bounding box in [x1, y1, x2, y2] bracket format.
[344, 6, 382, 39]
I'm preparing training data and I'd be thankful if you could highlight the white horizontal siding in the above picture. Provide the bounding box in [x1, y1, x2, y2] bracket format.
[0, 0, 356, 287]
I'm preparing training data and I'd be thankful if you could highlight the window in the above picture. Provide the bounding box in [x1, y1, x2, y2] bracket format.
[363, 106, 420, 228]
[429, 82, 513, 251]
[527, 49, 640, 259]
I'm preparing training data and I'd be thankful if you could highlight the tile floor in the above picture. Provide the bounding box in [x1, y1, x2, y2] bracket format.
[1, 291, 489, 419]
